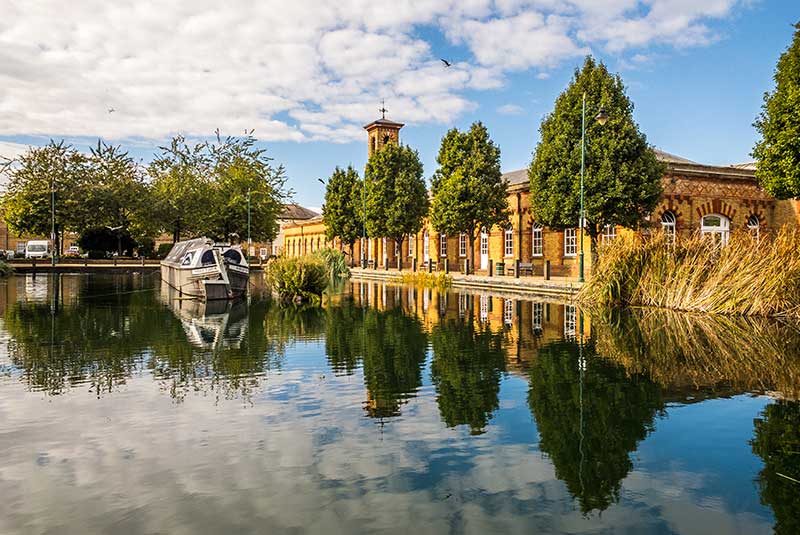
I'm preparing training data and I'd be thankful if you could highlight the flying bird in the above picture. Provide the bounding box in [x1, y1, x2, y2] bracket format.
[107, 107, 115, 113]
[440, 59, 452, 68]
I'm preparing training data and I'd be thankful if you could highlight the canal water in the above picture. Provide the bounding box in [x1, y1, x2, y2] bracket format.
[0, 273, 797, 534]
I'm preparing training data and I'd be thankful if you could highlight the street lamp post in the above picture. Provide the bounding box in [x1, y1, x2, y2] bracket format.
[51, 178, 56, 266]
[361, 178, 366, 269]
[578, 92, 609, 283]
[247, 188, 251, 252]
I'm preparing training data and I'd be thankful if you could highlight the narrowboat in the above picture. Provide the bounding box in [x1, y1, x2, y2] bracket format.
[160, 238, 249, 300]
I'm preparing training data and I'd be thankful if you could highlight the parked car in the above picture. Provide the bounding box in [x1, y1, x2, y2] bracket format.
[25, 240, 51, 259]
[64, 246, 81, 257]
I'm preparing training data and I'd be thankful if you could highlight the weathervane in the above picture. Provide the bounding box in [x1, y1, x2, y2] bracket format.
[379, 99, 388, 119]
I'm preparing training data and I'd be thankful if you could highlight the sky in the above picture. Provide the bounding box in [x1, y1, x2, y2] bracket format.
[0, 1, 798, 208]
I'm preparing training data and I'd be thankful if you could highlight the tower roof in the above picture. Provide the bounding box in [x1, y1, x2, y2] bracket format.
[363, 118, 405, 130]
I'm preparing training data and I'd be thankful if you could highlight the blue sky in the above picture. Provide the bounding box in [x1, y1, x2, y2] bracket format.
[0, 1, 797, 208]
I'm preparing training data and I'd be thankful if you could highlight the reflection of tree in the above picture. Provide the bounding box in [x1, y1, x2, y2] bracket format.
[593, 308, 800, 399]
[324, 300, 362, 375]
[361, 307, 427, 418]
[430, 315, 507, 435]
[528, 341, 664, 513]
[751, 400, 800, 535]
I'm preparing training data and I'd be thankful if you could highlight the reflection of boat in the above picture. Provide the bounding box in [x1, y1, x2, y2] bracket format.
[160, 238, 249, 300]
[160, 282, 248, 350]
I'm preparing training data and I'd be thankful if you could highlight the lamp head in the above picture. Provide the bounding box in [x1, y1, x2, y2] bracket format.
[595, 108, 609, 126]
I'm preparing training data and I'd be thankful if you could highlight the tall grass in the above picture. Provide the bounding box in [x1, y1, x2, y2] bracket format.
[580, 228, 800, 317]
[265, 256, 329, 304]
[312, 248, 350, 281]
[392, 271, 452, 290]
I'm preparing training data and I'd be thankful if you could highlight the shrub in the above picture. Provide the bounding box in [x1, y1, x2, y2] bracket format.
[0, 262, 14, 277]
[312, 248, 350, 280]
[580, 228, 800, 316]
[137, 237, 155, 258]
[157, 243, 174, 258]
[265, 256, 329, 304]
[87, 250, 107, 260]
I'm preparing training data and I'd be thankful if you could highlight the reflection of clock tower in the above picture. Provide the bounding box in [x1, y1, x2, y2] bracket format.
[363, 101, 404, 157]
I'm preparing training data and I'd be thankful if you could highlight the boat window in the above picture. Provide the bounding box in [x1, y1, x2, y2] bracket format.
[201, 250, 215, 265]
[223, 249, 242, 264]
[181, 252, 194, 266]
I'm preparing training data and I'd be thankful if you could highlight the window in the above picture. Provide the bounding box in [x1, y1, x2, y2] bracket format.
[661, 211, 676, 244]
[201, 250, 215, 265]
[564, 305, 577, 339]
[700, 214, 730, 246]
[748, 215, 760, 241]
[601, 224, 617, 243]
[408, 234, 414, 257]
[531, 223, 543, 257]
[459, 233, 467, 257]
[532, 302, 543, 335]
[440, 233, 447, 257]
[504, 225, 514, 257]
[181, 252, 195, 266]
[423, 231, 429, 260]
[223, 249, 242, 264]
[479, 295, 489, 323]
[564, 228, 577, 257]
[504, 299, 514, 326]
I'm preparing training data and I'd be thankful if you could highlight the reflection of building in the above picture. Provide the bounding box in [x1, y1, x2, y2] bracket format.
[283, 112, 800, 279]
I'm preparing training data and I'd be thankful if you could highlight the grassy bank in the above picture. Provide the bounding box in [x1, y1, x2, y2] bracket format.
[580, 228, 800, 317]
[391, 271, 452, 290]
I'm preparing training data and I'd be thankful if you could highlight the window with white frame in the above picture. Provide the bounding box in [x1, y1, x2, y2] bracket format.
[531, 223, 543, 256]
[564, 228, 577, 257]
[504, 226, 514, 257]
[532, 302, 543, 334]
[440, 233, 447, 257]
[701, 214, 730, 246]
[459, 233, 467, 257]
[661, 211, 676, 244]
[748, 215, 760, 241]
[408, 234, 414, 257]
[601, 224, 617, 243]
[479, 295, 489, 323]
[564, 305, 577, 339]
[504, 298, 514, 326]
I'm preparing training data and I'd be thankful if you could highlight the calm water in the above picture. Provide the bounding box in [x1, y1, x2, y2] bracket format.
[0, 273, 797, 534]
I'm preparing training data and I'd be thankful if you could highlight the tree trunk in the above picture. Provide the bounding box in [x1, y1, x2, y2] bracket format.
[349, 242, 355, 267]
[396, 237, 403, 271]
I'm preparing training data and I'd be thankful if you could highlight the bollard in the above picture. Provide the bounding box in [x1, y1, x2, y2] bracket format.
[515, 259, 520, 279]
[464, 258, 470, 275]
[444, 258, 449, 274]
[397, 256, 402, 271]
[544, 260, 551, 281]
[412, 258, 417, 272]
[114, 256, 117, 266]
[141, 256, 145, 267]
[32, 258, 36, 270]
[488, 259, 492, 277]
[384, 260, 388, 271]
[427, 260, 433, 273]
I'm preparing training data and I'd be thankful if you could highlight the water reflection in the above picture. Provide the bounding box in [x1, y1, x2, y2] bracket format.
[0, 274, 798, 533]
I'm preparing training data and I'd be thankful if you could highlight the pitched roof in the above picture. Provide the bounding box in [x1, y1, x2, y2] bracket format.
[363, 118, 405, 129]
[730, 161, 757, 170]
[654, 149, 698, 164]
[502, 168, 529, 185]
[280, 203, 319, 220]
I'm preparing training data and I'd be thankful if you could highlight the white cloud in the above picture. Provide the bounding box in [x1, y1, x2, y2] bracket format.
[0, 1, 747, 144]
[497, 104, 524, 115]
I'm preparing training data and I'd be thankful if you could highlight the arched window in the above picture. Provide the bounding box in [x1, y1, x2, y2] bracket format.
[748, 215, 760, 241]
[531, 222, 543, 256]
[701, 213, 730, 246]
[661, 211, 676, 244]
[504, 225, 514, 257]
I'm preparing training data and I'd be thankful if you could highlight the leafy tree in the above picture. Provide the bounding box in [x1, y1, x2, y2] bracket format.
[751, 400, 800, 535]
[430, 313, 507, 434]
[147, 135, 213, 243]
[431, 122, 508, 273]
[207, 132, 289, 244]
[2, 141, 89, 253]
[365, 143, 428, 266]
[529, 57, 663, 248]
[322, 166, 363, 265]
[753, 23, 800, 198]
[528, 340, 664, 513]
[78, 227, 137, 256]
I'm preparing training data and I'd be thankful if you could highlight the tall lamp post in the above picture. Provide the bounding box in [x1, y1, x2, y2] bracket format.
[578, 92, 609, 283]
[51, 178, 56, 266]
[361, 178, 366, 269]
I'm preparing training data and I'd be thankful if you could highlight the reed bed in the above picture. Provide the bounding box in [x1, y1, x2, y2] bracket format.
[392, 271, 452, 290]
[580, 227, 800, 316]
[592, 308, 800, 399]
[265, 256, 329, 304]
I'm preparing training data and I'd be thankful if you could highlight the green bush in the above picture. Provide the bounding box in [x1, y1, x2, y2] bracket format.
[0, 262, 14, 277]
[87, 250, 107, 260]
[137, 237, 155, 258]
[157, 243, 173, 258]
[265, 256, 329, 304]
[312, 248, 350, 280]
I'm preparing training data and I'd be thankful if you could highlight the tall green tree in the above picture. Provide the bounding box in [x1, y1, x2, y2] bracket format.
[529, 57, 663, 247]
[147, 135, 213, 243]
[753, 23, 800, 198]
[207, 132, 289, 244]
[322, 166, 363, 264]
[2, 140, 89, 253]
[365, 143, 428, 266]
[431, 122, 507, 273]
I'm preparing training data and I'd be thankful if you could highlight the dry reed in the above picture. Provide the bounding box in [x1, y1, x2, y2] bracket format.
[580, 227, 800, 317]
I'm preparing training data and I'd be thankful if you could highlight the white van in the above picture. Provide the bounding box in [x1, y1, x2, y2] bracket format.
[25, 240, 51, 259]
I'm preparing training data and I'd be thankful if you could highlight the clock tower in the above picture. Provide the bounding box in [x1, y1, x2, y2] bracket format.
[364, 102, 404, 158]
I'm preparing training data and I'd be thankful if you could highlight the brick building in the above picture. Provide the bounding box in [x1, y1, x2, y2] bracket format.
[280, 114, 800, 279]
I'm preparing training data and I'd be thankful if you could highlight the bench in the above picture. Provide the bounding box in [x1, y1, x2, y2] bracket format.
[507, 261, 534, 277]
